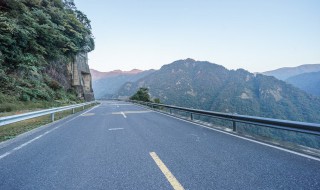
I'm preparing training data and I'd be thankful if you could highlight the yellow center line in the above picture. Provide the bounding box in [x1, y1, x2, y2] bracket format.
[149, 152, 185, 190]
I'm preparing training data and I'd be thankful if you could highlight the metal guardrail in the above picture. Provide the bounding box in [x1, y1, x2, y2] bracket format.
[0, 101, 97, 126]
[129, 100, 320, 136]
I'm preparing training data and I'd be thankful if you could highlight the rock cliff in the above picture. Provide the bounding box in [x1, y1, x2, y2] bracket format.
[69, 53, 94, 101]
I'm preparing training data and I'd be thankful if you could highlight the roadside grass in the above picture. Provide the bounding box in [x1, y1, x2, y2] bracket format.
[0, 104, 96, 142]
[0, 101, 81, 117]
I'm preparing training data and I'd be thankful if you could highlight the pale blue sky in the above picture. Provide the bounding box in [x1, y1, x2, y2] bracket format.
[74, 0, 320, 72]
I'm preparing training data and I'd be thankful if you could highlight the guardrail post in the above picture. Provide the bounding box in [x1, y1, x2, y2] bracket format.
[232, 121, 237, 132]
[72, 108, 75, 114]
[190, 113, 193, 121]
[82, 106, 85, 110]
[51, 113, 55, 122]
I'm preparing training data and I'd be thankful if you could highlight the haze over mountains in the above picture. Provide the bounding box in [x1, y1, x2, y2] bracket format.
[90, 69, 144, 81]
[262, 64, 320, 80]
[91, 69, 155, 99]
[285, 71, 320, 96]
[262, 64, 320, 96]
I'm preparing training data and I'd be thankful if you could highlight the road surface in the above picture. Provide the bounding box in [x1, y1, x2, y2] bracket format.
[0, 101, 319, 189]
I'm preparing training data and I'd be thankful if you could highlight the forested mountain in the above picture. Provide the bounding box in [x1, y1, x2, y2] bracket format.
[116, 59, 320, 123]
[262, 64, 320, 96]
[286, 71, 320, 96]
[91, 69, 155, 99]
[0, 0, 94, 111]
[90, 69, 144, 81]
[262, 64, 320, 80]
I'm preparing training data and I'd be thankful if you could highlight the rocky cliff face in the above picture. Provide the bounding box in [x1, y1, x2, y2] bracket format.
[68, 53, 94, 101]
[44, 52, 94, 102]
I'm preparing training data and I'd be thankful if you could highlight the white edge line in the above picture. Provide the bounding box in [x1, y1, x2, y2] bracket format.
[141, 106, 320, 162]
[0, 152, 11, 159]
[0, 104, 100, 160]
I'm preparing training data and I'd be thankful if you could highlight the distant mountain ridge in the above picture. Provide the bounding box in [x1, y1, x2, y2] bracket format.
[262, 64, 320, 80]
[90, 69, 144, 81]
[116, 59, 320, 123]
[262, 64, 320, 96]
[91, 69, 155, 99]
[286, 71, 320, 96]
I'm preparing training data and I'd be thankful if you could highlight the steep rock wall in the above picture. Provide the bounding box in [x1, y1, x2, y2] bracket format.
[68, 53, 95, 101]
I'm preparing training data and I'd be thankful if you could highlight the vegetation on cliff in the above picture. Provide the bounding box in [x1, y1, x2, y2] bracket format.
[130, 88, 151, 102]
[0, 0, 94, 112]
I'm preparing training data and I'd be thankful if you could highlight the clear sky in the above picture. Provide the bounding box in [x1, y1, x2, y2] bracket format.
[74, 0, 320, 73]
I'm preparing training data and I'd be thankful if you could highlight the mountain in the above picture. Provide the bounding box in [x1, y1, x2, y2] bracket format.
[91, 69, 155, 99]
[116, 59, 320, 123]
[262, 64, 320, 96]
[90, 69, 143, 81]
[262, 64, 320, 80]
[286, 71, 320, 96]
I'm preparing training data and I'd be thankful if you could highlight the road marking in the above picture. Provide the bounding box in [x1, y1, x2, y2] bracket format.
[111, 110, 152, 116]
[151, 109, 320, 162]
[0, 105, 99, 160]
[81, 113, 95, 116]
[121, 112, 127, 118]
[108, 103, 132, 106]
[150, 152, 185, 190]
[12, 134, 44, 151]
[0, 152, 11, 159]
[188, 134, 200, 142]
[123, 111, 152, 114]
[0, 129, 55, 160]
[108, 128, 124, 131]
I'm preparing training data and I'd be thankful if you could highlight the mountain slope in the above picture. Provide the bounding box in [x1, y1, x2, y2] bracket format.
[116, 59, 320, 123]
[262, 64, 320, 80]
[0, 0, 95, 112]
[90, 69, 143, 81]
[92, 69, 155, 99]
[286, 71, 320, 96]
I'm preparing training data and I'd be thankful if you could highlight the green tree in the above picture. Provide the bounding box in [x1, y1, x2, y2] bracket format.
[130, 87, 150, 102]
[153, 98, 160, 103]
[0, 0, 94, 103]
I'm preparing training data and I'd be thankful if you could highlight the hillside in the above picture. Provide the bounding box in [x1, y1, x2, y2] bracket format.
[116, 59, 320, 123]
[262, 64, 320, 96]
[91, 69, 155, 99]
[0, 0, 95, 112]
[262, 64, 320, 80]
[90, 69, 143, 81]
[286, 71, 320, 96]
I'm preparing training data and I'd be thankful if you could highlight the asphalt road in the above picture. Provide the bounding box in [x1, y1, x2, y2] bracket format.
[0, 101, 319, 189]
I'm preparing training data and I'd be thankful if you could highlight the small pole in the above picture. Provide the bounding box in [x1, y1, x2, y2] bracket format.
[72, 108, 75, 114]
[233, 121, 237, 132]
[51, 113, 55, 122]
[170, 109, 172, 114]
[190, 113, 193, 121]
[82, 105, 85, 110]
